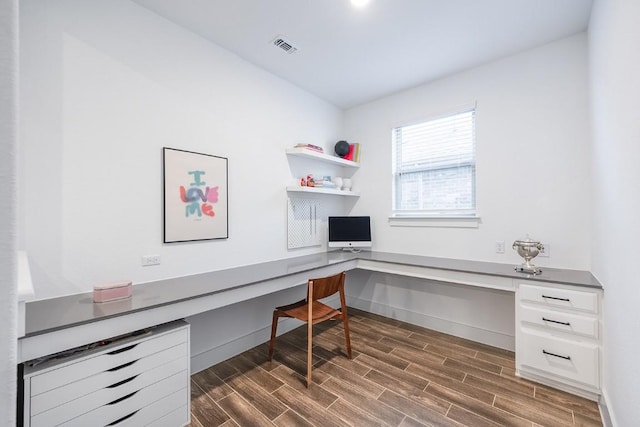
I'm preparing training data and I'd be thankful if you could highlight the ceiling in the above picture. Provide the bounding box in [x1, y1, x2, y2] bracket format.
[133, 0, 593, 109]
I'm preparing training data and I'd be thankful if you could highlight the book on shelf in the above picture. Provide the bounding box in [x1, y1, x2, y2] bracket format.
[354, 143, 361, 162]
[342, 142, 361, 162]
[294, 143, 324, 153]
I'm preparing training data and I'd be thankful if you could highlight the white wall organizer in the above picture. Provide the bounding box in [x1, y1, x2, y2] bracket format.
[287, 198, 322, 249]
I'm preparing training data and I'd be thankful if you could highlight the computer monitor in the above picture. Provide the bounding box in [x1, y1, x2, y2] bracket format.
[328, 216, 372, 249]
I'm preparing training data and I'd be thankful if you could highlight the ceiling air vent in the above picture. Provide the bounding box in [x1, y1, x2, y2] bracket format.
[272, 36, 298, 54]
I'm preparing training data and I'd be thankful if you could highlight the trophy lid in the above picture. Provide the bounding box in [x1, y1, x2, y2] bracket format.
[513, 234, 541, 247]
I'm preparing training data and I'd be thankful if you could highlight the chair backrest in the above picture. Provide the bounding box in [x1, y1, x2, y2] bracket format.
[308, 271, 345, 301]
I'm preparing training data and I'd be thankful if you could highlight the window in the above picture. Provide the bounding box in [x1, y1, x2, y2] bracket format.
[392, 108, 476, 218]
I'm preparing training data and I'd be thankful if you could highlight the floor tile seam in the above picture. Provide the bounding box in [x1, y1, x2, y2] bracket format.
[531, 385, 588, 418]
[532, 385, 600, 416]
[224, 373, 289, 422]
[321, 377, 405, 424]
[448, 403, 509, 427]
[351, 354, 374, 377]
[360, 363, 430, 395]
[424, 379, 496, 411]
[206, 390, 239, 426]
[233, 361, 286, 394]
[380, 333, 430, 349]
[475, 351, 517, 366]
[384, 343, 447, 367]
[327, 395, 394, 427]
[319, 365, 387, 399]
[442, 357, 504, 377]
[404, 361, 466, 385]
[462, 373, 537, 401]
[492, 394, 575, 426]
[206, 364, 238, 383]
[446, 390, 536, 427]
[354, 351, 417, 376]
[422, 344, 479, 363]
[270, 363, 337, 402]
[188, 411, 205, 427]
[378, 386, 454, 423]
[272, 406, 316, 427]
[422, 337, 501, 359]
[191, 376, 228, 406]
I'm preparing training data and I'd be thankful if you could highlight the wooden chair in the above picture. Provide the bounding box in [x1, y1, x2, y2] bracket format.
[268, 271, 352, 387]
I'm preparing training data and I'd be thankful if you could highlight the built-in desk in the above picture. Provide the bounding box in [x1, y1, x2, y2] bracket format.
[20, 251, 603, 400]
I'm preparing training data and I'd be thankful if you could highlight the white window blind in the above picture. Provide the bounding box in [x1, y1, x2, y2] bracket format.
[392, 108, 476, 217]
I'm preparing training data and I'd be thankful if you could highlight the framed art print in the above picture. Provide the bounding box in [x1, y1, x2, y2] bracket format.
[163, 147, 228, 243]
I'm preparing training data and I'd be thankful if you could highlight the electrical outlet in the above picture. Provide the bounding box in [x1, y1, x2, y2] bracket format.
[495, 241, 505, 254]
[141, 255, 161, 266]
[539, 243, 550, 257]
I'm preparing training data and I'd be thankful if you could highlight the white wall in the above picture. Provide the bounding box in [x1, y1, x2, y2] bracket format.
[19, 0, 345, 369]
[589, 0, 640, 424]
[19, 0, 344, 300]
[344, 33, 591, 270]
[0, 0, 18, 422]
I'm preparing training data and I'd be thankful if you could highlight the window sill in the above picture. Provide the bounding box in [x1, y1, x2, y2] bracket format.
[388, 215, 481, 228]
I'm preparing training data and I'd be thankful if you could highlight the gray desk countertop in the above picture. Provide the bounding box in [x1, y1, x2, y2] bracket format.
[24, 251, 601, 338]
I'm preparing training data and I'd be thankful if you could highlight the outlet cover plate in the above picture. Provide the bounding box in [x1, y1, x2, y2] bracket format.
[142, 255, 161, 266]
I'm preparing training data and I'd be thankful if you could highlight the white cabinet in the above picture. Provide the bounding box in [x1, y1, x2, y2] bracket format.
[516, 282, 602, 400]
[23, 321, 190, 427]
[285, 148, 360, 197]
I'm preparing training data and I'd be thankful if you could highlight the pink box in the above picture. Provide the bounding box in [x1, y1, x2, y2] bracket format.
[93, 281, 132, 303]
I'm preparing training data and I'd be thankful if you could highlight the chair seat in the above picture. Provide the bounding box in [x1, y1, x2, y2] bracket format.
[276, 300, 343, 324]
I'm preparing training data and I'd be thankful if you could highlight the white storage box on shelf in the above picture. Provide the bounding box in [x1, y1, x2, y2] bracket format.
[515, 282, 602, 400]
[22, 320, 190, 427]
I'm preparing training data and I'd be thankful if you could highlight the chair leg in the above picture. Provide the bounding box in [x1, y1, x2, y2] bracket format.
[307, 319, 313, 388]
[342, 312, 352, 359]
[339, 288, 352, 359]
[268, 310, 279, 361]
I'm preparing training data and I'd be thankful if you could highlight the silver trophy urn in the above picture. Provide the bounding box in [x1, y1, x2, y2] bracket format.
[512, 235, 544, 274]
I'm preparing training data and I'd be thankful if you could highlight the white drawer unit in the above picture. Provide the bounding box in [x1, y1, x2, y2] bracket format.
[23, 320, 190, 427]
[516, 282, 602, 400]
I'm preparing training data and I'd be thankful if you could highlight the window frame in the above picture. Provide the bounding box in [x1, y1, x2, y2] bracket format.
[390, 105, 479, 227]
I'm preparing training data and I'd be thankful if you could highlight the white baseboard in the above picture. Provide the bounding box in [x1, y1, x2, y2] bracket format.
[190, 317, 302, 373]
[347, 296, 515, 351]
[599, 387, 616, 427]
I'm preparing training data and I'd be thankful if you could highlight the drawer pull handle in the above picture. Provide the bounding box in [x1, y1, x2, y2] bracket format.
[107, 390, 138, 405]
[542, 317, 571, 326]
[542, 349, 571, 360]
[107, 344, 138, 355]
[107, 375, 138, 389]
[107, 410, 139, 425]
[107, 360, 137, 372]
[541, 295, 570, 302]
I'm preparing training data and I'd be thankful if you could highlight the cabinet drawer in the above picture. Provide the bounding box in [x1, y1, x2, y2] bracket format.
[59, 370, 187, 427]
[32, 359, 187, 427]
[30, 328, 187, 396]
[101, 388, 188, 427]
[518, 331, 599, 388]
[31, 342, 187, 416]
[518, 284, 598, 313]
[519, 306, 598, 338]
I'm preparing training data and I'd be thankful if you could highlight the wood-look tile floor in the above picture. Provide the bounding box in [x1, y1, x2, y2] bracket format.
[189, 308, 602, 426]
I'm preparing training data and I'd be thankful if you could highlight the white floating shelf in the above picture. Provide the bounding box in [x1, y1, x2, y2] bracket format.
[286, 148, 360, 168]
[286, 186, 360, 197]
